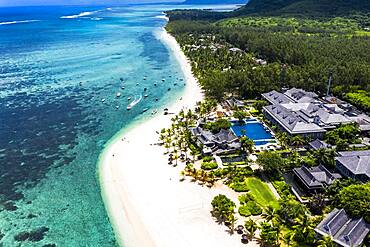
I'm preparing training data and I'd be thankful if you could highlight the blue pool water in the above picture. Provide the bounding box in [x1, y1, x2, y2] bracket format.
[230, 120, 274, 145]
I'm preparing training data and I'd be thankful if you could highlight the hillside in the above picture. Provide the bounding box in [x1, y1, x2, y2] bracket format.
[183, 0, 247, 4]
[236, 0, 370, 16]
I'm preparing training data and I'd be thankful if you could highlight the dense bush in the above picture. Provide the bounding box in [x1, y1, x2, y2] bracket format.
[230, 182, 249, 192]
[336, 183, 370, 222]
[204, 119, 231, 133]
[201, 162, 218, 170]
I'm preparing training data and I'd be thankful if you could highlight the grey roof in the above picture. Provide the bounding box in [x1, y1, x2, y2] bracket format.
[315, 208, 370, 247]
[335, 153, 370, 178]
[191, 125, 240, 152]
[338, 150, 370, 157]
[264, 104, 326, 134]
[284, 88, 318, 103]
[213, 129, 238, 143]
[282, 102, 352, 126]
[309, 139, 330, 151]
[293, 165, 340, 189]
[262, 90, 293, 105]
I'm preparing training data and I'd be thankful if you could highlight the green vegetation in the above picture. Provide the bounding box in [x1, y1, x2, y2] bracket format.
[201, 161, 218, 170]
[230, 181, 249, 192]
[236, 0, 370, 18]
[233, 110, 248, 122]
[324, 123, 361, 150]
[166, 6, 369, 102]
[256, 151, 285, 174]
[203, 119, 231, 133]
[219, 16, 368, 35]
[336, 183, 370, 222]
[239, 201, 262, 216]
[344, 90, 370, 114]
[211, 194, 237, 233]
[245, 177, 279, 208]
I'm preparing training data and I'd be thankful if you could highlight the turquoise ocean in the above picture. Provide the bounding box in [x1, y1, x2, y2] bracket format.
[0, 4, 237, 246]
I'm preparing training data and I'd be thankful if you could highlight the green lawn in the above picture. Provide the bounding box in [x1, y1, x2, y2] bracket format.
[245, 177, 279, 208]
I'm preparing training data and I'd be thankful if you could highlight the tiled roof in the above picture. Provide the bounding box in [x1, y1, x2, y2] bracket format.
[264, 104, 325, 134]
[309, 139, 330, 150]
[293, 165, 340, 189]
[262, 90, 293, 104]
[315, 208, 370, 247]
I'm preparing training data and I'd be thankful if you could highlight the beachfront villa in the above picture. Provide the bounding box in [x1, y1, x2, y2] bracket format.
[190, 125, 241, 155]
[315, 208, 370, 247]
[335, 150, 370, 182]
[190, 117, 277, 155]
[262, 88, 370, 138]
[293, 165, 341, 192]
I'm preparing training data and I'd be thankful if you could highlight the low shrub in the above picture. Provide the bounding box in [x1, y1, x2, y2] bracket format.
[245, 201, 262, 215]
[238, 206, 252, 217]
[201, 162, 218, 170]
[238, 193, 255, 205]
[202, 156, 213, 162]
[231, 182, 249, 192]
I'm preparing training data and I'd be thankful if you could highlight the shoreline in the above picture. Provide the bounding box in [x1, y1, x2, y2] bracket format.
[98, 27, 204, 246]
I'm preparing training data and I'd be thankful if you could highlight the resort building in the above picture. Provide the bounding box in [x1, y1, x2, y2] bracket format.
[263, 104, 326, 138]
[293, 165, 341, 192]
[190, 125, 241, 155]
[262, 88, 367, 138]
[226, 97, 244, 109]
[315, 208, 370, 247]
[335, 150, 370, 182]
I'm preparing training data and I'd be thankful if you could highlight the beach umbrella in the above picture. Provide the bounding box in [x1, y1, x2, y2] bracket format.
[241, 234, 249, 244]
[237, 225, 244, 234]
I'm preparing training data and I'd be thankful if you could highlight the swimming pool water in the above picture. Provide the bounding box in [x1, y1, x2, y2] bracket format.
[230, 121, 274, 145]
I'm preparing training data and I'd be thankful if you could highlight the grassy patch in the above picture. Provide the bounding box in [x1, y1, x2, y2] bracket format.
[245, 177, 279, 208]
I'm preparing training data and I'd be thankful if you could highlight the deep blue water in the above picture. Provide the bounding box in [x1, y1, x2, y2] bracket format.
[0, 4, 240, 246]
[231, 120, 274, 144]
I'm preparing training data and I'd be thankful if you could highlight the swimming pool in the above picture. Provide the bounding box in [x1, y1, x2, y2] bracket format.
[230, 120, 274, 145]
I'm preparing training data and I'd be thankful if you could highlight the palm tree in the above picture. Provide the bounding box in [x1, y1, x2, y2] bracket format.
[244, 219, 258, 240]
[313, 148, 335, 168]
[240, 136, 254, 154]
[227, 214, 237, 235]
[262, 206, 278, 225]
[290, 135, 306, 148]
[317, 236, 335, 247]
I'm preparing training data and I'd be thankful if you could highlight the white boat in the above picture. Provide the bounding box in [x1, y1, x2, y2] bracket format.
[142, 108, 149, 113]
[127, 97, 132, 101]
[151, 109, 158, 115]
[116, 92, 121, 97]
[101, 98, 106, 102]
[144, 94, 148, 98]
[126, 95, 142, 110]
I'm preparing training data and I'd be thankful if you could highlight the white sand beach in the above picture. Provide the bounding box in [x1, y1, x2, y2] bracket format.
[99, 29, 256, 247]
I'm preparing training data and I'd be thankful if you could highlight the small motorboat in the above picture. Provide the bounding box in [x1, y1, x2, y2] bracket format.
[116, 105, 119, 109]
[121, 86, 125, 89]
[142, 108, 149, 113]
[101, 98, 106, 103]
[136, 83, 139, 86]
[127, 97, 132, 101]
[151, 109, 158, 115]
[162, 79, 165, 82]
[116, 92, 121, 98]
[154, 83, 157, 86]
[155, 98, 158, 101]
[167, 88, 171, 91]
[144, 94, 148, 98]
[174, 83, 177, 86]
